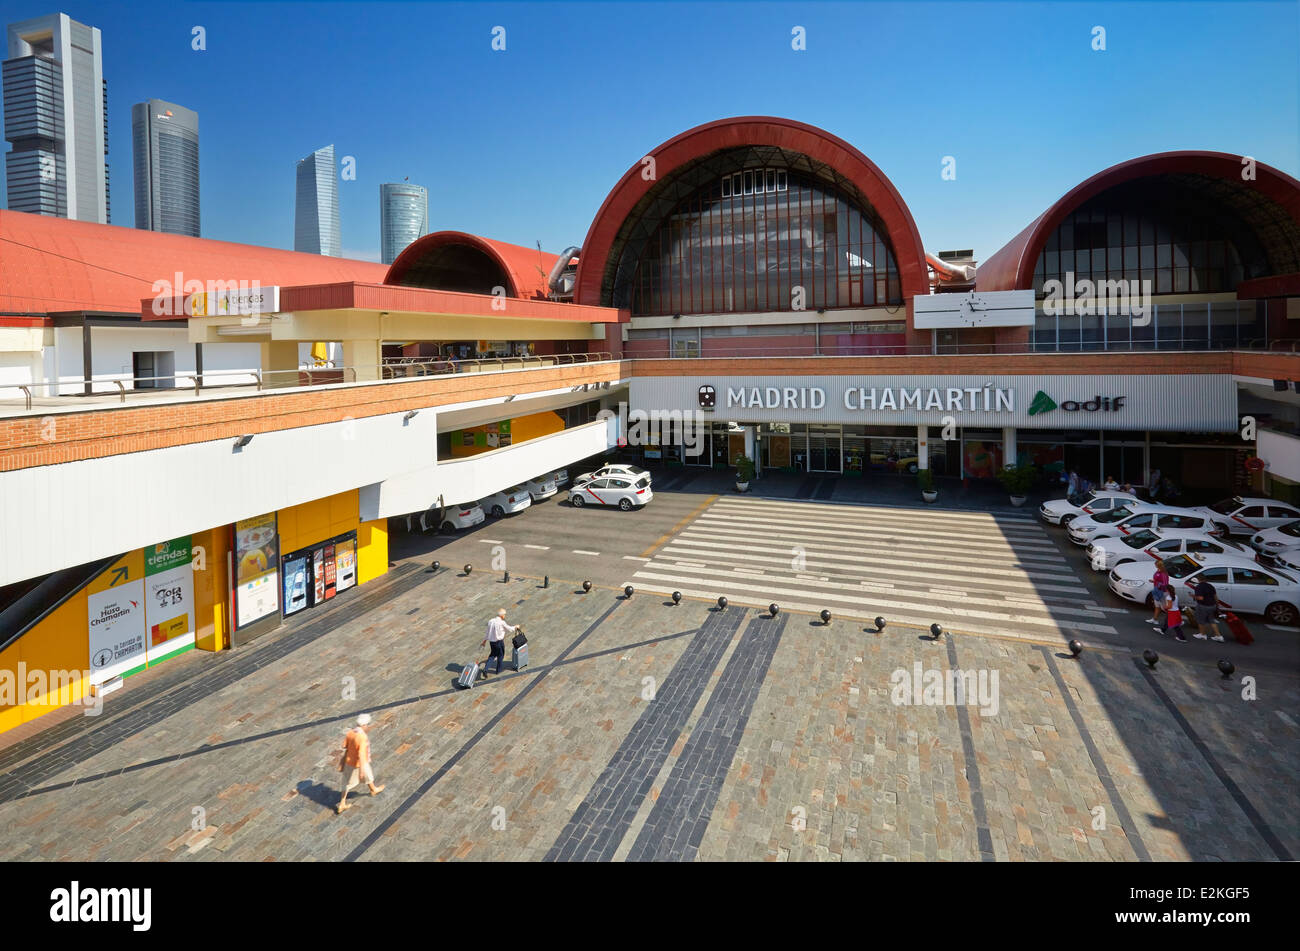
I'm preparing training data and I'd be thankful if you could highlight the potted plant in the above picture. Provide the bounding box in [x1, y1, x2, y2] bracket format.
[918, 468, 938, 503]
[996, 464, 1038, 506]
[734, 454, 756, 492]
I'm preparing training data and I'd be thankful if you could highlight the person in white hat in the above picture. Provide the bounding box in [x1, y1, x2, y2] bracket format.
[336, 713, 384, 814]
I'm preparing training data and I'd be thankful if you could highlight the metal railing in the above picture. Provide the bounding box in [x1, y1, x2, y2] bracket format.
[0, 352, 618, 412]
[625, 339, 1300, 359]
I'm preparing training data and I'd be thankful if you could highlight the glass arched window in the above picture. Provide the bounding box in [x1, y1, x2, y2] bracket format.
[630, 169, 901, 316]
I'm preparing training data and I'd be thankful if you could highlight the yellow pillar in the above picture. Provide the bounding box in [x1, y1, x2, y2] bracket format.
[260, 341, 300, 388]
[343, 339, 382, 382]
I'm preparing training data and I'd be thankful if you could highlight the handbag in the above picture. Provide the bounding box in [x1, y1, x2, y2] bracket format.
[511, 625, 527, 649]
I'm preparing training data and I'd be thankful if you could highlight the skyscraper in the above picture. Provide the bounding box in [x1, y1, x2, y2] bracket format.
[294, 144, 340, 257]
[380, 181, 428, 264]
[3, 12, 109, 222]
[132, 99, 199, 236]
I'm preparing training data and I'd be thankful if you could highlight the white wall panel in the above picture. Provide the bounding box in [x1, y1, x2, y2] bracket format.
[361, 418, 616, 519]
[1259, 428, 1300, 484]
[0, 410, 439, 587]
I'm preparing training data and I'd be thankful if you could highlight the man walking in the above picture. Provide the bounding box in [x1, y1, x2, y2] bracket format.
[1189, 576, 1226, 642]
[336, 713, 384, 814]
[481, 607, 517, 678]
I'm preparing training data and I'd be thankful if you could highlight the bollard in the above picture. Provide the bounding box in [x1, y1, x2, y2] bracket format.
[463, 564, 472, 576]
[874, 616, 886, 632]
[582, 580, 592, 593]
[820, 609, 831, 625]
[503, 570, 510, 583]
[543, 575, 549, 589]
[1143, 649, 1159, 669]
[672, 591, 682, 605]
[624, 585, 634, 599]
[431, 560, 441, 572]
[929, 623, 943, 639]
[769, 603, 779, 618]
[1218, 659, 1235, 680]
[1068, 639, 1083, 658]
[717, 596, 728, 610]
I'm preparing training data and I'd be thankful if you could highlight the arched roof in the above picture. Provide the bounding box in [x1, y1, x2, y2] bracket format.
[978, 151, 1300, 291]
[385, 230, 557, 299]
[572, 117, 930, 307]
[0, 210, 388, 315]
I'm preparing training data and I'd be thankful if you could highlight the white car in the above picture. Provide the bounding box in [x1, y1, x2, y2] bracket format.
[1067, 504, 1215, 546]
[403, 504, 480, 535]
[522, 475, 558, 502]
[1039, 490, 1145, 527]
[568, 474, 654, 511]
[478, 486, 533, 518]
[1191, 497, 1300, 537]
[574, 464, 651, 486]
[1107, 552, 1300, 624]
[1087, 528, 1250, 572]
[1249, 519, 1300, 558]
[548, 468, 570, 487]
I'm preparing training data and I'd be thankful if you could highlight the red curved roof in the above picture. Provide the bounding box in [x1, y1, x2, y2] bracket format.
[0, 210, 389, 315]
[572, 116, 930, 305]
[385, 230, 558, 299]
[978, 151, 1300, 291]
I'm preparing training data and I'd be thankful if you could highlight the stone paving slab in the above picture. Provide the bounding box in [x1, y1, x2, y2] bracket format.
[0, 564, 1295, 862]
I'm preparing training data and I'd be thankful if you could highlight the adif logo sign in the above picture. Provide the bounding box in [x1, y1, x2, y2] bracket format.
[1027, 391, 1126, 416]
[50, 882, 151, 931]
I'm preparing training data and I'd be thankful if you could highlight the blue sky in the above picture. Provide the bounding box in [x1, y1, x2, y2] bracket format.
[3, 0, 1297, 262]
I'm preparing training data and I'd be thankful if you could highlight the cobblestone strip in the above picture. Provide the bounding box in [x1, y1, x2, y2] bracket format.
[0, 564, 426, 802]
[344, 599, 626, 861]
[1133, 657, 1293, 861]
[1035, 645, 1150, 861]
[944, 635, 996, 860]
[543, 606, 746, 862]
[626, 613, 788, 861]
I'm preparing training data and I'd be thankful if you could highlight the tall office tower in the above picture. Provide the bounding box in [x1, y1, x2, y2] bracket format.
[3, 12, 109, 221]
[131, 99, 199, 236]
[380, 181, 427, 264]
[294, 143, 340, 256]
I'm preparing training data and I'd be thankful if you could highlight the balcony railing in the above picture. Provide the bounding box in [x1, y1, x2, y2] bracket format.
[626, 338, 1298, 359]
[0, 352, 617, 413]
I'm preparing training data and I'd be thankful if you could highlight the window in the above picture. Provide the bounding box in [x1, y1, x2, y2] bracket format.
[1231, 568, 1279, 586]
[1158, 514, 1204, 529]
[1152, 540, 1182, 552]
[1194, 567, 1230, 584]
[1240, 506, 1267, 519]
[1268, 507, 1300, 520]
[1123, 513, 1155, 528]
[588, 479, 611, 489]
[1186, 540, 1221, 554]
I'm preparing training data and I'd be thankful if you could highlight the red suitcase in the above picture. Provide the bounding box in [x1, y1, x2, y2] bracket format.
[1222, 612, 1253, 645]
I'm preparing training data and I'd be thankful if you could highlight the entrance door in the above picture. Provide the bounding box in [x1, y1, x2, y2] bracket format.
[768, 436, 791, 468]
[728, 433, 746, 467]
[808, 426, 842, 473]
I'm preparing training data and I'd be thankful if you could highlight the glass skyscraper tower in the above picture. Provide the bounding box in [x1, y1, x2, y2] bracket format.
[294, 143, 340, 257]
[380, 181, 428, 264]
[3, 12, 110, 222]
[132, 99, 199, 236]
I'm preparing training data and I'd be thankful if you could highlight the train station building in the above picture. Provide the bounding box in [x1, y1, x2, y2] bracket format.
[2, 115, 1298, 730]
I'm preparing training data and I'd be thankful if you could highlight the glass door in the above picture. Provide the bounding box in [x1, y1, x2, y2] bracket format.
[808, 425, 843, 473]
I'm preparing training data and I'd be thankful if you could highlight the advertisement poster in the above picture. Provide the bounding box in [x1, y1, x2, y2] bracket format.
[334, 536, 357, 593]
[323, 543, 337, 600]
[313, 547, 326, 602]
[282, 553, 311, 617]
[235, 513, 280, 628]
[144, 535, 195, 664]
[88, 578, 147, 686]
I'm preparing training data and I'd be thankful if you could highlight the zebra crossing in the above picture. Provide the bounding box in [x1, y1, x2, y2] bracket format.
[624, 496, 1119, 643]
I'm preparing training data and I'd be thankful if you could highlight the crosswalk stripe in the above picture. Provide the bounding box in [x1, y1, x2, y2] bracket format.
[712, 496, 1042, 529]
[635, 562, 1106, 620]
[659, 543, 1088, 594]
[624, 579, 1116, 640]
[694, 513, 1061, 554]
[707, 500, 1053, 533]
[676, 527, 1071, 571]
[572, 550, 600, 556]
[681, 519, 1066, 563]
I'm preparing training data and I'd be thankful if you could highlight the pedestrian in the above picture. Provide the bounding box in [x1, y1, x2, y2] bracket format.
[1189, 577, 1225, 642]
[1103, 475, 1119, 491]
[1066, 468, 1079, 501]
[1148, 558, 1169, 626]
[1079, 475, 1093, 496]
[1162, 588, 1187, 642]
[1121, 481, 1136, 496]
[336, 713, 384, 814]
[480, 607, 516, 678]
[1148, 468, 1162, 499]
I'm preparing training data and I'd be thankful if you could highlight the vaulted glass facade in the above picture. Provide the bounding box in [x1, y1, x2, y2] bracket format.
[631, 169, 901, 316]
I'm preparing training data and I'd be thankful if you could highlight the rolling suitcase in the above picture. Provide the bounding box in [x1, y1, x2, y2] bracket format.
[457, 662, 481, 688]
[1222, 612, 1253, 645]
[512, 643, 529, 671]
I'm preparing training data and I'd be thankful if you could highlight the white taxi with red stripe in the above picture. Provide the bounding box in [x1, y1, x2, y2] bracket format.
[569, 474, 654, 511]
[1193, 497, 1300, 538]
[1066, 504, 1213, 546]
[1039, 489, 1147, 527]
[1086, 527, 1250, 572]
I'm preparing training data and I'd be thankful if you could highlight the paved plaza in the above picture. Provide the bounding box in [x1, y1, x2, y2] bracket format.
[0, 489, 1296, 862]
